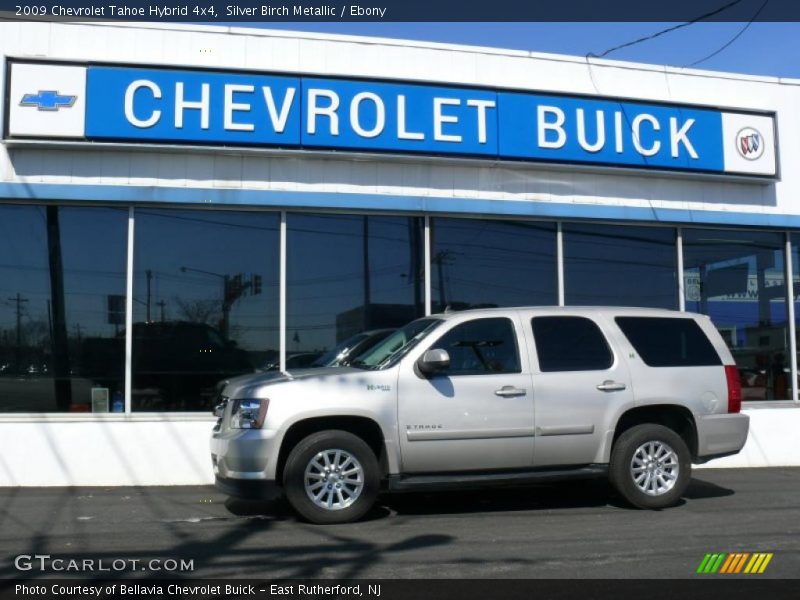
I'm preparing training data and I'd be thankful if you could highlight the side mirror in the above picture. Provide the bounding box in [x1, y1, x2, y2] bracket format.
[417, 348, 450, 375]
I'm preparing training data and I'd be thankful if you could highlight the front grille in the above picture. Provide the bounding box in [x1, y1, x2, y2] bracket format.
[212, 395, 229, 425]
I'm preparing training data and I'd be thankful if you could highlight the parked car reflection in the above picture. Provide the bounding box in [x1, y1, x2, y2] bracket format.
[310, 329, 395, 367]
[84, 321, 255, 412]
[260, 330, 396, 372]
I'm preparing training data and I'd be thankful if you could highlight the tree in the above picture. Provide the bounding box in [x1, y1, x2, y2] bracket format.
[174, 298, 220, 325]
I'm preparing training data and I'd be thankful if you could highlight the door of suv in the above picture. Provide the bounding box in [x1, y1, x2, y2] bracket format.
[524, 314, 634, 467]
[397, 315, 534, 473]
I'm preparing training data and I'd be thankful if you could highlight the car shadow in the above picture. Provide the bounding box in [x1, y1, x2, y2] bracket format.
[683, 476, 735, 500]
[222, 476, 735, 522]
[380, 479, 623, 516]
[224, 496, 392, 523]
[225, 496, 292, 519]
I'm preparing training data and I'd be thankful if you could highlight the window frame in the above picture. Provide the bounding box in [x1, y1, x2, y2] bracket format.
[0, 204, 131, 416]
[130, 206, 282, 413]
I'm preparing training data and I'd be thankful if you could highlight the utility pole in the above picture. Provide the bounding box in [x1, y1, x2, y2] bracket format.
[47, 299, 53, 342]
[409, 219, 423, 317]
[222, 274, 232, 340]
[145, 269, 153, 323]
[8, 293, 28, 375]
[180, 267, 251, 341]
[362, 216, 371, 309]
[157, 300, 166, 322]
[432, 250, 455, 310]
[47, 206, 72, 410]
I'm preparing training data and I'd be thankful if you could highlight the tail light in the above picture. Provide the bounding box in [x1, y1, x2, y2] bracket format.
[724, 365, 742, 414]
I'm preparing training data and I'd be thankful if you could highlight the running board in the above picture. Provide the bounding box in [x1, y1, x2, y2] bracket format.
[386, 465, 608, 493]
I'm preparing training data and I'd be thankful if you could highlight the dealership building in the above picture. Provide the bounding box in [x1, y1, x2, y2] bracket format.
[0, 19, 799, 486]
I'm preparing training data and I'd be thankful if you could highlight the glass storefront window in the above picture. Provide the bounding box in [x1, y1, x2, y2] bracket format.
[6, 203, 795, 412]
[684, 228, 789, 401]
[132, 209, 280, 411]
[563, 223, 678, 309]
[0, 205, 128, 412]
[287, 214, 425, 359]
[430, 218, 557, 312]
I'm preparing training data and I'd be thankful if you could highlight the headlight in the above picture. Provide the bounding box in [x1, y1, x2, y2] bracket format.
[230, 398, 269, 429]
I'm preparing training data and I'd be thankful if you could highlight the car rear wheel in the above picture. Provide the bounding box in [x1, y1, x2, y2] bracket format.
[283, 429, 380, 524]
[609, 423, 691, 509]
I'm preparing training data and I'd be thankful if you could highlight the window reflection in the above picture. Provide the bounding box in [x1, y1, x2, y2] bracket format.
[286, 214, 424, 359]
[132, 209, 279, 411]
[0, 205, 127, 412]
[430, 218, 557, 312]
[4, 202, 796, 411]
[431, 318, 521, 375]
[684, 229, 789, 400]
[564, 223, 677, 308]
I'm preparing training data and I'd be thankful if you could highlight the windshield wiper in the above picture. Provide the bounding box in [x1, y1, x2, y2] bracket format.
[347, 359, 374, 370]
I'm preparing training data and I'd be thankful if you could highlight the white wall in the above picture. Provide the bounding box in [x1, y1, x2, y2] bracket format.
[0, 417, 216, 486]
[0, 407, 794, 487]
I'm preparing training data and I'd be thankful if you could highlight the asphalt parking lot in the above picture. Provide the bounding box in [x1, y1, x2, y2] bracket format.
[0, 467, 798, 580]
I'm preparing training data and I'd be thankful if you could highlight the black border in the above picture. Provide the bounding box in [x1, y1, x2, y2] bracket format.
[3, 0, 800, 22]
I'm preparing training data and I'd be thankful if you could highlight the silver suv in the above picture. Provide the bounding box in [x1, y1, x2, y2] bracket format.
[211, 307, 749, 524]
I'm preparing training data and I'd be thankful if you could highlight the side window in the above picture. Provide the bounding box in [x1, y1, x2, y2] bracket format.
[532, 316, 613, 372]
[615, 317, 722, 367]
[431, 318, 521, 375]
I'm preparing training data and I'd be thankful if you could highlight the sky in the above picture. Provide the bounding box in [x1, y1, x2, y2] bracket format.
[236, 22, 800, 79]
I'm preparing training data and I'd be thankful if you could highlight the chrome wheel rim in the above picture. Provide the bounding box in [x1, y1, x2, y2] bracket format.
[304, 449, 364, 511]
[630, 441, 680, 496]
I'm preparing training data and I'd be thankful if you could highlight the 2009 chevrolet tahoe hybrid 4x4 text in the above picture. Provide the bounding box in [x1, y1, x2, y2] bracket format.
[211, 307, 749, 524]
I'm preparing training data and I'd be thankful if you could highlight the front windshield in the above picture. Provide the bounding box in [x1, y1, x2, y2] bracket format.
[350, 318, 442, 369]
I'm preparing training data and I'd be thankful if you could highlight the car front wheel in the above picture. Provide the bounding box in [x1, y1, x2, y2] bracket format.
[609, 423, 691, 509]
[283, 430, 380, 524]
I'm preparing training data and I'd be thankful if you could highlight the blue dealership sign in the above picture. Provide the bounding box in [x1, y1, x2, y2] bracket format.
[7, 62, 778, 178]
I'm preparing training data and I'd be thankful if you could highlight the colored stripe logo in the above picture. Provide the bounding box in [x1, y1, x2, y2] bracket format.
[696, 553, 773, 574]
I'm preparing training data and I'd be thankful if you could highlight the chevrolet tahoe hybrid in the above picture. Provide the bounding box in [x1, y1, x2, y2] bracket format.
[211, 307, 749, 524]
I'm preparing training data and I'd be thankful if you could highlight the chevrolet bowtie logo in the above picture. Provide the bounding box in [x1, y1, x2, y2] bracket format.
[19, 90, 77, 111]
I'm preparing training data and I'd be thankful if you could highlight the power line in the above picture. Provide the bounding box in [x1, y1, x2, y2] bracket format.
[588, 0, 745, 59]
[687, 0, 769, 67]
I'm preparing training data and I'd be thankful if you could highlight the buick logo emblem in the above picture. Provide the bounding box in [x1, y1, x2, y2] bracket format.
[736, 127, 765, 160]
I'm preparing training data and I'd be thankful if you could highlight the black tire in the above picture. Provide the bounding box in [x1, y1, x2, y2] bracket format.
[283, 429, 380, 524]
[609, 423, 692, 509]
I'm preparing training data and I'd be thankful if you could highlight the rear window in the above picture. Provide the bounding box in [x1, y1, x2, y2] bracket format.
[615, 317, 722, 367]
[532, 316, 613, 372]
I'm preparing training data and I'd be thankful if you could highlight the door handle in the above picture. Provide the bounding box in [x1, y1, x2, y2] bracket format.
[495, 386, 527, 397]
[596, 380, 627, 392]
